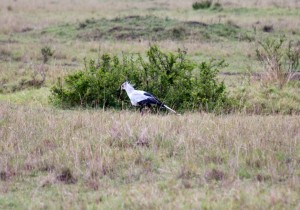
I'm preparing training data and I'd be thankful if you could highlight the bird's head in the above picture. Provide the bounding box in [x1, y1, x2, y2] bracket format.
[120, 81, 129, 90]
[121, 81, 135, 91]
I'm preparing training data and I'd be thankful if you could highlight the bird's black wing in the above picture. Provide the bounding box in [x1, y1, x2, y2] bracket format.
[138, 92, 163, 106]
[144, 92, 163, 103]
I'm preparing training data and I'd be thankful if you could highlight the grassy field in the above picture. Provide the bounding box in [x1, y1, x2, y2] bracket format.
[0, 0, 300, 209]
[1, 103, 299, 209]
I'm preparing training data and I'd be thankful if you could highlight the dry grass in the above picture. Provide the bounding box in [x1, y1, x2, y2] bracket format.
[0, 102, 299, 208]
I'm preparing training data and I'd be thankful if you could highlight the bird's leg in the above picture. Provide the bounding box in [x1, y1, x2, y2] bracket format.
[140, 106, 144, 116]
[146, 104, 152, 114]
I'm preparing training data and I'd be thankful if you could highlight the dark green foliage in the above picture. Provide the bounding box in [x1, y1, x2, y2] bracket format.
[191, 60, 231, 112]
[137, 46, 194, 110]
[50, 54, 127, 108]
[50, 46, 232, 112]
[192, 1, 212, 10]
[41, 46, 54, 64]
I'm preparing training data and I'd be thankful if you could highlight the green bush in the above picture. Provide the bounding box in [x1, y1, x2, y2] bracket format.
[136, 46, 194, 110]
[50, 55, 128, 108]
[192, 1, 212, 10]
[191, 60, 231, 112]
[256, 36, 300, 88]
[41, 46, 54, 64]
[50, 45, 232, 112]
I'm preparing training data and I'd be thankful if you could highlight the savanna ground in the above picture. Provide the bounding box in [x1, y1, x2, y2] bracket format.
[0, 0, 300, 209]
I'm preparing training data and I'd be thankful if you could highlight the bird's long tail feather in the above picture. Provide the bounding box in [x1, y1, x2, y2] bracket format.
[163, 104, 177, 114]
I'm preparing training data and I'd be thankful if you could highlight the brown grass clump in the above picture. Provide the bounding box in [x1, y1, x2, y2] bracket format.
[0, 171, 8, 181]
[205, 168, 226, 182]
[56, 167, 77, 184]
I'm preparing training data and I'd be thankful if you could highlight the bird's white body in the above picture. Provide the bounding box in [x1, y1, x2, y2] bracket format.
[121, 81, 177, 114]
[120, 82, 145, 106]
[128, 90, 151, 106]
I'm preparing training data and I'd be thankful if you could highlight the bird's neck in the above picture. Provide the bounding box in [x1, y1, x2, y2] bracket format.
[124, 85, 135, 95]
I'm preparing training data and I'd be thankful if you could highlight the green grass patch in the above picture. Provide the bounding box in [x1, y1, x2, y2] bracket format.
[0, 88, 50, 106]
[40, 23, 77, 40]
[231, 82, 300, 114]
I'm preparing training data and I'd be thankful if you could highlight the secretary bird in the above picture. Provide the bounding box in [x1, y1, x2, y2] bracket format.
[121, 81, 177, 115]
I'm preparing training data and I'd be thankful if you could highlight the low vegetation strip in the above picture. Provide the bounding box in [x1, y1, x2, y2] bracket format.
[0, 103, 299, 209]
[38, 15, 251, 41]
